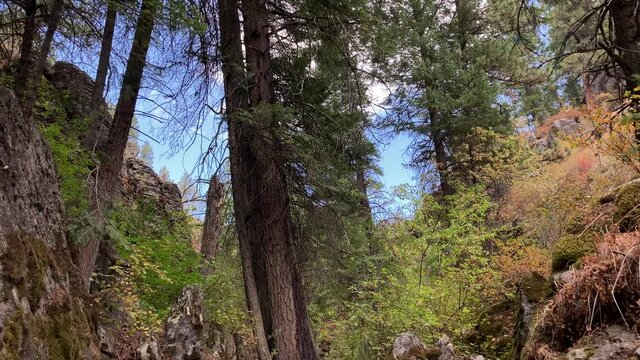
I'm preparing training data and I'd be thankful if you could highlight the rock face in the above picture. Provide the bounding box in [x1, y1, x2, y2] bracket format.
[565, 325, 640, 360]
[47, 61, 112, 149]
[0, 87, 94, 358]
[512, 272, 550, 360]
[121, 158, 183, 214]
[471, 299, 516, 358]
[435, 335, 456, 360]
[164, 285, 204, 359]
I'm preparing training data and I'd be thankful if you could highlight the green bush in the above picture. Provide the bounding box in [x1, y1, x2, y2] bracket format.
[108, 201, 203, 321]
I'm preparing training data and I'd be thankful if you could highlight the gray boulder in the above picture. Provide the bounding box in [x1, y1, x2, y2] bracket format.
[390, 332, 434, 360]
[566, 325, 640, 360]
[164, 286, 204, 359]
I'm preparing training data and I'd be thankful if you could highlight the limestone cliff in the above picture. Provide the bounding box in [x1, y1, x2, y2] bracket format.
[0, 87, 95, 358]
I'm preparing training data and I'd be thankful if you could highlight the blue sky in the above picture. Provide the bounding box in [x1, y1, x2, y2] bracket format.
[55, 32, 417, 202]
[135, 100, 416, 192]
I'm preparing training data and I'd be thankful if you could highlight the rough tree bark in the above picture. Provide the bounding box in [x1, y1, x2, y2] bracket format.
[429, 110, 453, 196]
[609, 0, 640, 145]
[240, 0, 320, 358]
[14, 0, 38, 109]
[218, 0, 320, 357]
[75, 0, 158, 292]
[200, 174, 224, 275]
[217, 0, 272, 357]
[610, 0, 640, 91]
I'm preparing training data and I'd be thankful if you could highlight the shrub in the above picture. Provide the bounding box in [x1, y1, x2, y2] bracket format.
[107, 201, 203, 326]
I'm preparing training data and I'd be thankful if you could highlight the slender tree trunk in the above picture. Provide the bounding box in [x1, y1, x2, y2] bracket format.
[20, 0, 63, 120]
[217, 0, 271, 357]
[75, 0, 157, 292]
[356, 167, 373, 223]
[14, 0, 38, 109]
[91, 0, 117, 111]
[429, 110, 453, 196]
[83, 0, 118, 150]
[200, 174, 224, 275]
[240, 0, 319, 358]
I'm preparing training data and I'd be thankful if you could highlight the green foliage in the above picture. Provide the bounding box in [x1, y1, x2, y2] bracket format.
[108, 201, 202, 321]
[40, 123, 93, 219]
[313, 185, 503, 359]
[34, 78, 98, 245]
[202, 254, 250, 332]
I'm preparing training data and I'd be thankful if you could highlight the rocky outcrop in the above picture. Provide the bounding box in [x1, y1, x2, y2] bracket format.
[470, 299, 516, 358]
[390, 332, 435, 360]
[164, 285, 204, 359]
[46, 61, 112, 149]
[564, 325, 640, 360]
[0, 86, 95, 358]
[388, 332, 474, 360]
[121, 158, 183, 214]
[512, 272, 550, 360]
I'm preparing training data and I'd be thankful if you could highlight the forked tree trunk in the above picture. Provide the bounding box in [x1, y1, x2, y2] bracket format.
[76, 0, 157, 292]
[217, 0, 271, 358]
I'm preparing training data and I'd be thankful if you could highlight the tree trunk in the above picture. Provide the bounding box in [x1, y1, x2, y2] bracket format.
[91, 0, 117, 111]
[75, 0, 157, 292]
[200, 174, 224, 275]
[609, 0, 640, 146]
[217, 0, 271, 358]
[20, 0, 64, 121]
[99, 0, 157, 198]
[356, 167, 373, 223]
[429, 110, 453, 196]
[14, 0, 38, 110]
[83, 0, 118, 150]
[610, 0, 640, 90]
[240, 0, 319, 358]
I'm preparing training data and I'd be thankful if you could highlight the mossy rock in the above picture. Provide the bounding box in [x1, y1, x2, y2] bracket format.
[551, 234, 597, 272]
[520, 272, 551, 303]
[565, 215, 586, 235]
[613, 180, 640, 232]
[474, 299, 517, 359]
